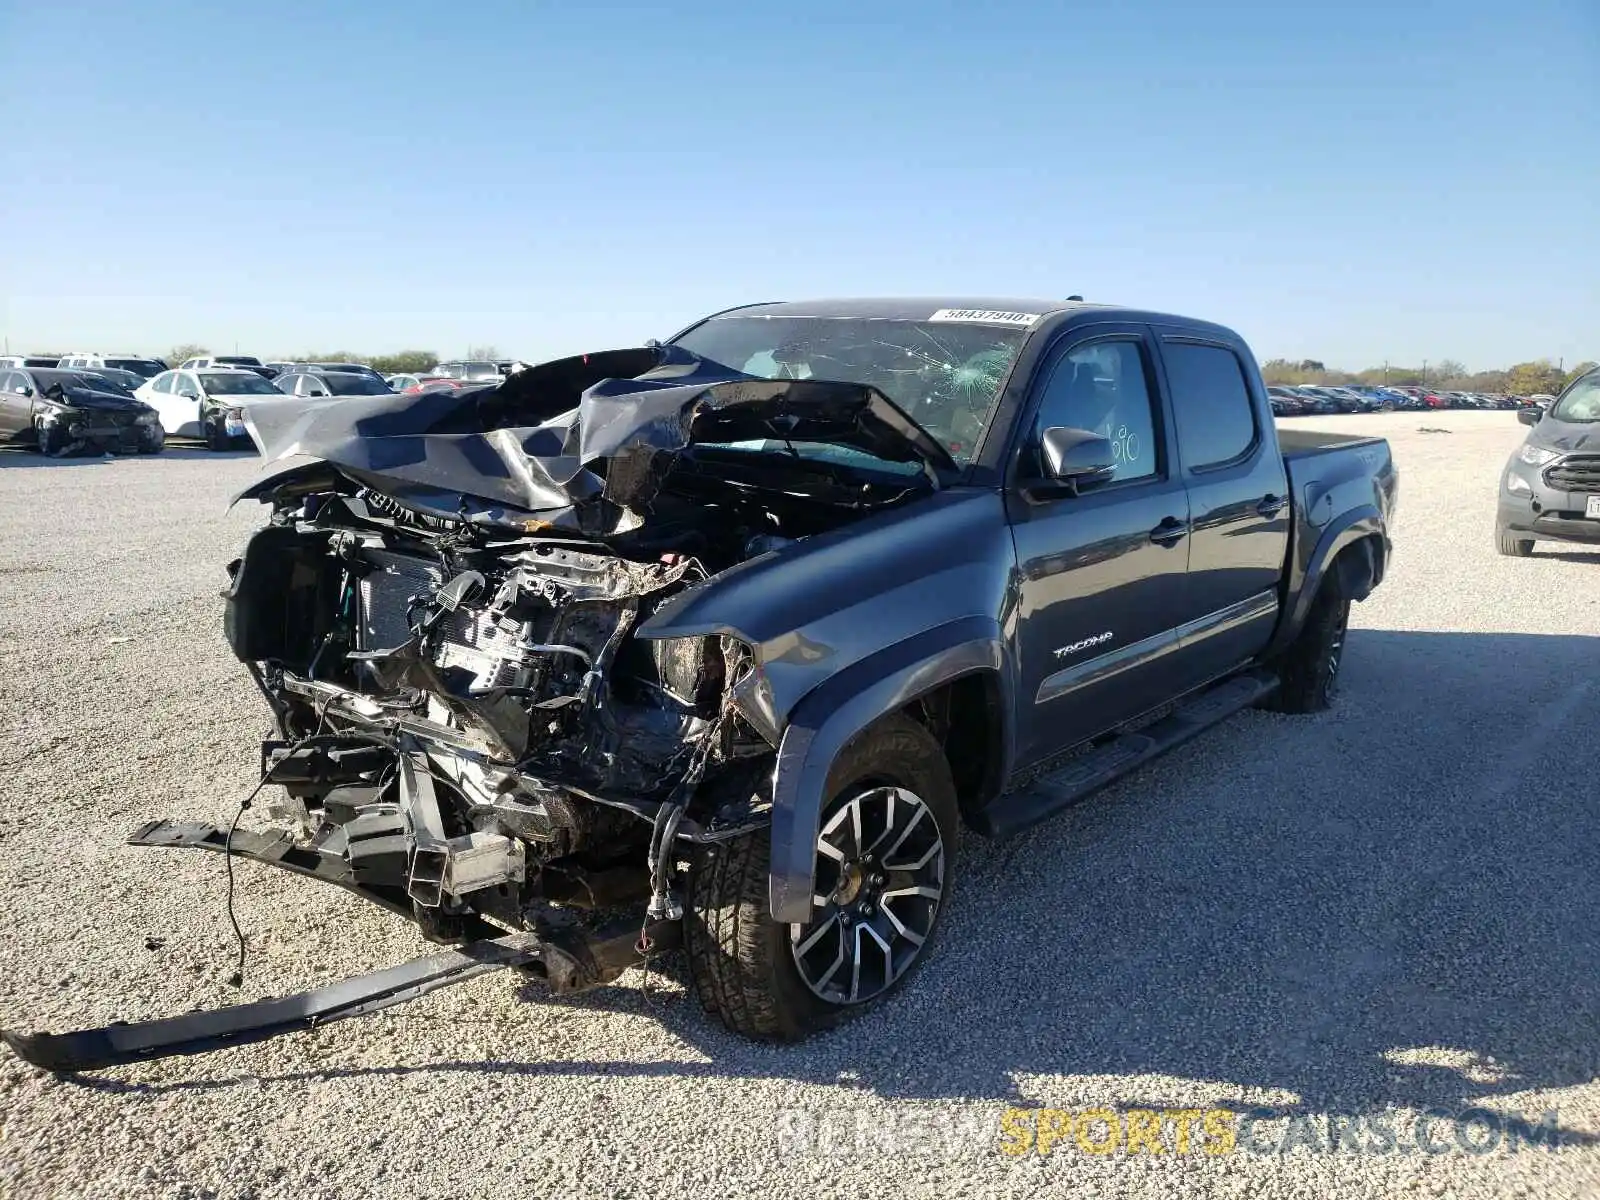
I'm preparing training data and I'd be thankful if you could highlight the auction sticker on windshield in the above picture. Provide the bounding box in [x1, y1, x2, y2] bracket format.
[1587, 496, 1600, 519]
[928, 309, 1041, 327]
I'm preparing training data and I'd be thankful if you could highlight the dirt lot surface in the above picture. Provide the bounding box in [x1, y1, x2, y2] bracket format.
[1, 412, 1595, 1199]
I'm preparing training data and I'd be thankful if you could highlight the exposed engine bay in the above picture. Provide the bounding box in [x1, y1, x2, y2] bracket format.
[219, 344, 949, 959]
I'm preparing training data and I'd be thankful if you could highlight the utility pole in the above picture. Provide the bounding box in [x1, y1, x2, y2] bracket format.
[1421, 359, 1428, 387]
[1383, 360, 1389, 385]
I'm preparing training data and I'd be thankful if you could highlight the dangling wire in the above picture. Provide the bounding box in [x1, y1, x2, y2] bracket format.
[220, 690, 374, 988]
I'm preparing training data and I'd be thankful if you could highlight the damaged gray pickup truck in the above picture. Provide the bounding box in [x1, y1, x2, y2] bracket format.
[4, 298, 1396, 1071]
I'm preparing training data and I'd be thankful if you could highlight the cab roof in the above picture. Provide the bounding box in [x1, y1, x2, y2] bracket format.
[705, 296, 1096, 322]
[687, 297, 1241, 343]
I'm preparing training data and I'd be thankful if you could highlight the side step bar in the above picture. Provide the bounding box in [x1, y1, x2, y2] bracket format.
[1, 918, 680, 1074]
[972, 669, 1278, 839]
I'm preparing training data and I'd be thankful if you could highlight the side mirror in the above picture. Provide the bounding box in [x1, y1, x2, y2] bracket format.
[15, 385, 33, 397]
[179, 389, 200, 400]
[1037, 426, 1117, 495]
[1518, 407, 1541, 426]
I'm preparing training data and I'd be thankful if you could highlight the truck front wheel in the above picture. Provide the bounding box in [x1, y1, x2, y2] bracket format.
[685, 714, 958, 1040]
[1264, 573, 1350, 713]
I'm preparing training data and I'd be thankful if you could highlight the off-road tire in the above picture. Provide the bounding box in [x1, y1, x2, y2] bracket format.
[685, 714, 958, 1041]
[1263, 572, 1350, 714]
[1496, 527, 1534, 557]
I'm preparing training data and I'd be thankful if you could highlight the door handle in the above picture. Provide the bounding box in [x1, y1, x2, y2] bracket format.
[1257, 493, 1287, 517]
[1149, 517, 1189, 546]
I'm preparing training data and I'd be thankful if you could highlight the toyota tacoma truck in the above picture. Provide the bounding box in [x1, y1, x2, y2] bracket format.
[3, 298, 1396, 1071]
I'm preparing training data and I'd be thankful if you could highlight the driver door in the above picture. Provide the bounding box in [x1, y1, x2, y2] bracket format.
[1006, 326, 1193, 769]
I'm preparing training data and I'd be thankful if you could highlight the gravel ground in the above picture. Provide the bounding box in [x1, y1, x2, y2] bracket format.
[1, 413, 1597, 1200]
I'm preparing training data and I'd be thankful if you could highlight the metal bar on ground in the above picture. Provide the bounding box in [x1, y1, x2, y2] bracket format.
[1, 933, 543, 1074]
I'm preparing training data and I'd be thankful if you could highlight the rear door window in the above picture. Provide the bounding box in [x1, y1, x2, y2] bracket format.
[1162, 341, 1259, 470]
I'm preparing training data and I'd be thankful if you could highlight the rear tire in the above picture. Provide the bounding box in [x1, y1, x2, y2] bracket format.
[1263, 572, 1350, 714]
[685, 714, 958, 1041]
[1496, 528, 1534, 557]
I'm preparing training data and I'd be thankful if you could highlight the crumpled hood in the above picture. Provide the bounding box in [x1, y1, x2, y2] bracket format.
[236, 346, 955, 532]
[43, 386, 147, 413]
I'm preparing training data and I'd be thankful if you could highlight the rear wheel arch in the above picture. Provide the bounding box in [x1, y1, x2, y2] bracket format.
[1333, 532, 1386, 601]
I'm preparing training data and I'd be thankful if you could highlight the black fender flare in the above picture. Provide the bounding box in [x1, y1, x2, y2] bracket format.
[766, 615, 1009, 924]
[1269, 505, 1388, 658]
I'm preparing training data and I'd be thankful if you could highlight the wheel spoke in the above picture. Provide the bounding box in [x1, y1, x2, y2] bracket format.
[861, 921, 895, 985]
[793, 911, 842, 956]
[864, 788, 899, 855]
[882, 885, 941, 902]
[881, 903, 925, 947]
[813, 935, 848, 992]
[882, 838, 941, 872]
[878, 803, 927, 866]
[849, 923, 865, 1002]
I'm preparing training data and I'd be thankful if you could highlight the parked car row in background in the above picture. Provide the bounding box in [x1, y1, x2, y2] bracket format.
[0, 351, 529, 456]
[0, 344, 1557, 459]
[1266, 383, 1549, 417]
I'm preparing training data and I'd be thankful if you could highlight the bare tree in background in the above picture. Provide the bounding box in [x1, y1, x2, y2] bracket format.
[167, 343, 209, 366]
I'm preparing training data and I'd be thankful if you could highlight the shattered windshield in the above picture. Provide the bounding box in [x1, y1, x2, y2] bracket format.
[672, 316, 1028, 464]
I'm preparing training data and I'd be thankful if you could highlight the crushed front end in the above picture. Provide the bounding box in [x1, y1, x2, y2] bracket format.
[1, 344, 956, 1070]
[223, 485, 777, 956]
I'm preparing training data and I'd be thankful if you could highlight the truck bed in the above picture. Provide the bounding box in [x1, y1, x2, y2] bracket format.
[1275, 426, 1395, 650]
[1277, 427, 1390, 458]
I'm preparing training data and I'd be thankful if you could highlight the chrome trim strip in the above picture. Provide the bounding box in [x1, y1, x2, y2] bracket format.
[1036, 589, 1278, 705]
[1036, 629, 1181, 705]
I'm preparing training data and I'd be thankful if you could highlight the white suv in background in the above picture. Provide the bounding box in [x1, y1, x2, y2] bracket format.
[55, 354, 168, 379]
[178, 354, 266, 372]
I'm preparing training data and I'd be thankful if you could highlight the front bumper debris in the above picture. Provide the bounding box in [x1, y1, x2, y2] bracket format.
[2, 933, 542, 1073]
[0, 819, 680, 1074]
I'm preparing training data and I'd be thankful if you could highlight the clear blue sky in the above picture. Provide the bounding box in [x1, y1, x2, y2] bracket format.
[1, 0, 1594, 369]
